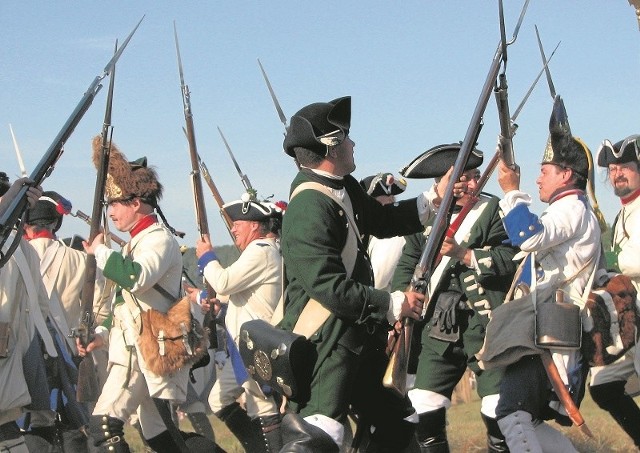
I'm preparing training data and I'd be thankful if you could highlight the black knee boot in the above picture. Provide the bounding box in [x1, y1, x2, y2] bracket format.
[280, 412, 339, 453]
[187, 412, 216, 442]
[481, 414, 509, 452]
[88, 415, 131, 453]
[590, 381, 640, 448]
[215, 402, 265, 452]
[416, 408, 449, 453]
[257, 414, 283, 453]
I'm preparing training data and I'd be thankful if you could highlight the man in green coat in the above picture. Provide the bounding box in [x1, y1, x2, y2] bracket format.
[392, 143, 518, 452]
[278, 96, 436, 452]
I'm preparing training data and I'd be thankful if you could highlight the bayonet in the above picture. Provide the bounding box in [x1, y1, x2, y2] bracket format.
[535, 25, 557, 100]
[8, 124, 28, 177]
[0, 16, 143, 267]
[384, 0, 529, 398]
[257, 58, 288, 133]
[217, 126, 256, 198]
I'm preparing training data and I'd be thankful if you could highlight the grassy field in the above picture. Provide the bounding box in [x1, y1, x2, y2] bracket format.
[124, 393, 638, 452]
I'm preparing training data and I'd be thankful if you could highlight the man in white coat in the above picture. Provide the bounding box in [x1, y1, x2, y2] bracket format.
[0, 178, 47, 453]
[194, 195, 285, 453]
[494, 96, 601, 453]
[585, 134, 640, 448]
[79, 137, 202, 452]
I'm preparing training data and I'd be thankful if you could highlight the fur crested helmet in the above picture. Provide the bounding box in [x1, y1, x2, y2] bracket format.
[92, 135, 163, 205]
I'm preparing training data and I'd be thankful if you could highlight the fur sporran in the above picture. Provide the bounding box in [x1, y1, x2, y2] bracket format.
[138, 297, 208, 376]
[582, 274, 639, 367]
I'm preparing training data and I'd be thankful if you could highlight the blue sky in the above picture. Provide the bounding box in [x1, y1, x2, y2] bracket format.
[1, 1, 639, 245]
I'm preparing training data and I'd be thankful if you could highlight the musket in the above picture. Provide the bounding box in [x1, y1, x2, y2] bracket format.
[0, 16, 144, 269]
[534, 25, 594, 438]
[436, 40, 561, 266]
[71, 209, 126, 247]
[383, 0, 530, 397]
[257, 58, 288, 133]
[74, 38, 119, 403]
[217, 126, 257, 199]
[8, 124, 28, 177]
[180, 126, 236, 243]
[174, 24, 226, 376]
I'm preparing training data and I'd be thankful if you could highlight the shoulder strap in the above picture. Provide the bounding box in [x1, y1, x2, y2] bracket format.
[273, 182, 359, 336]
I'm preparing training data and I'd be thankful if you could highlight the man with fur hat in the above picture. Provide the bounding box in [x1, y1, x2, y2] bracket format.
[79, 137, 207, 452]
[492, 96, 601, 452]
[21, 190, 111, 451]
[391, 143, 518, 452]
[359, 172, 409, 291]
[191, 195, 286, 452]
[277, 96, 453, 452]
[582, 134, 640, 448]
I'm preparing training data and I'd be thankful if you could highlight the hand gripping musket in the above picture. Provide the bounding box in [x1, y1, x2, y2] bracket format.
[73, 39, 119, 403]
[629, 0, 640, 30]
[434, 41, 561, 268]
[8, 124, 28, 177]
[217, 126, 257, 199]
[257, 58, 289, 133]
[383, 0, 530, 397]
[534, 26, 594, 438]
[0, 16, 143, 269]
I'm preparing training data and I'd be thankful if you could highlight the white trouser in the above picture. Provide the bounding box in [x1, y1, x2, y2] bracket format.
[93, 363, 167, 439]
[207, 358, 279, 419]
[497, 410, 577, 453]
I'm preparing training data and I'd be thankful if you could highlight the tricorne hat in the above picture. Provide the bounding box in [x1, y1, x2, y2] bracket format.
[596, 134, 640, 167]
[222, 193, 286, 222]
[359, 173, 407, 197]
[283, 96, 351, 157]
[92, 135, 163, 204]
[25, 190, 72, 233]
[400, 143, 483, 179]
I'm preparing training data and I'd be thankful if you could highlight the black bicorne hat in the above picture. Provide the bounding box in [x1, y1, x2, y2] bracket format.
[359, 173, 407, 197]
[400, 143, 483, 179]
[283, 96, 351, 157]
[596, 134, 640, 167]
[25, 190, 72, 233]
[541, 96, 590, 179]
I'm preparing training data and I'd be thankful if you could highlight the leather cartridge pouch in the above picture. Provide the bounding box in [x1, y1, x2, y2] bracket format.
[535, 290, 581, 349]
[239, 319, 315, 403]
[0, 322, 10, 358]
[137, 296, 208, 376]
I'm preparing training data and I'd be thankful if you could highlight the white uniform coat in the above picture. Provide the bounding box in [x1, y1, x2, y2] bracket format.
[0, 237, 48, 425]
[94, 222, 187, 402]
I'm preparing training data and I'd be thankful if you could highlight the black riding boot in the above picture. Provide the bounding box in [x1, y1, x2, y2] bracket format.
[256, 414, 283, 453]
[590, 381, 640, 448]
[481, 413, 509, 452]
[187, 411, 216, 442]
[88, 415, 131, 453]
[280, 412, 339, 452]
[215, 402, 265, 452]
[416, 408, 450, 453]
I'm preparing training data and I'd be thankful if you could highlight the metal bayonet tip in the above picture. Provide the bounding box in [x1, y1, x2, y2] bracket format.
[102, 15, 144, 77]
